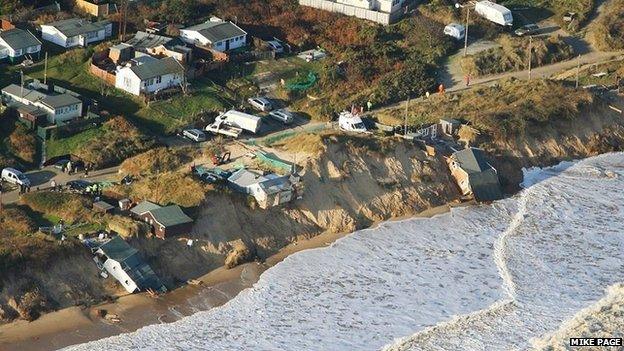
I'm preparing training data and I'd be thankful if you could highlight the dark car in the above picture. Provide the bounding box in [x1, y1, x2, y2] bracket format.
[514, 24, 539, 37]
[66, 179, 92, 193]
[53, 159, 70, 170]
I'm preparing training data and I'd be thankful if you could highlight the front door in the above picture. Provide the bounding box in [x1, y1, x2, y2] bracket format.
[225, 39, 230, 51]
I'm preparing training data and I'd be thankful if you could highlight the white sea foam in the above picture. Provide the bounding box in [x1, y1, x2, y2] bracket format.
[65, 153, 624, 351]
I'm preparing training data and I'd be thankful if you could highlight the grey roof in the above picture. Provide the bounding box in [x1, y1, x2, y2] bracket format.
[148, 205, 193, 227]
[40, 93, 81, 109]
[126, 31, 183, 50]
[453, 147, 503, 202]
[44, 18, 110, 37]
[130, 200, 161, 216]
[130, 56, 184, 81]
[228, 168, 266, 188]
[93, 200, 114, 211]
[0, 28, 41, 50]
[110, 42, 133, 51]
[1, 84, 48, 103]
[98, 236, 138, 262]
[16, 103, 47, 116]
[98, 237, 166, 292]
[258, 176, 292, 194]
[453, 147, 493, 174]
[185, 21, 246, 43]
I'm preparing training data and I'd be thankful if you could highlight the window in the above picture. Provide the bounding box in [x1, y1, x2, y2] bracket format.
[155, 75, 162, 84]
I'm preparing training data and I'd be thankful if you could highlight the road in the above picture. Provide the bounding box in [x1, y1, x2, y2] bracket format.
[1, 166, 120, 205]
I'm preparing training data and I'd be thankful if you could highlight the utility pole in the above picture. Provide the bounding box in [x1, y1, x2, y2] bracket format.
[527, 36, 532, 81]
[456, 3, 471, 57]
[575, 54, 581, 88]
[44, 52, 48, 84]
[464, 7, 470, 57]
[404, 97, 410, 136]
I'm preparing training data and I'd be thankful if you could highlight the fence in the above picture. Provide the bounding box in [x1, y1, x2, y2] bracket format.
[298, 0, 403, 25]
[230, 50, 275, 63]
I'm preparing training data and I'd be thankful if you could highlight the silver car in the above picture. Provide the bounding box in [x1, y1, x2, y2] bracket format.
[268, 109, 294, 124]
[248, 97, 273, 112]
[182, 129, 207, 142]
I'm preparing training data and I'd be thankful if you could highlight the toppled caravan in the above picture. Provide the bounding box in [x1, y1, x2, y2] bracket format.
[444, 23, 466, 40]
[338, 111, 368, 133]
[475, 1, 513, 26]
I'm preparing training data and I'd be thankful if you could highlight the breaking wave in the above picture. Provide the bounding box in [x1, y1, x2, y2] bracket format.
[65, 153, 624, 351]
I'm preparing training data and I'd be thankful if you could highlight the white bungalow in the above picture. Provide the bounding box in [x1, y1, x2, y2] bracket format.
[40, 18, 112, 48]
[114, 56, 185, 96]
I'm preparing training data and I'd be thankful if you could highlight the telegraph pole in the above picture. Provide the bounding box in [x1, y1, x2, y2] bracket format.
[527, 36, 532, 80]
[404, 97, 410, 136]
[575, 55, 581, 88]
[456, 3, 471, 57]
[20, 70, 24, 98]
[44, 52, 48, 84]
[464, 7, 470, 57]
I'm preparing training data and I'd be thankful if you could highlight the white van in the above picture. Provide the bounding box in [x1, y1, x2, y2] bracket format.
[1, 168, 31, 187]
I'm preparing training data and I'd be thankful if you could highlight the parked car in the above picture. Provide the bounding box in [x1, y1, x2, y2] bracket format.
[1, 167, 30, 187]
[248, 97, 273, 112]
[268, 109, 294, 124]
[66, 179, 92, 193]
[514, 23, 539, 37]
[182, 129, 207, 142]
[53, 159, 70, 170]
[266, 40, 284, 53]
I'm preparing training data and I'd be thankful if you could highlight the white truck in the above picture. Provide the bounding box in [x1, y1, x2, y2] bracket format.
[209, 110, 262, 135]
[205, 120, 243, 138]
[338, 111, 368, 133]
[475, 1, 513, 26]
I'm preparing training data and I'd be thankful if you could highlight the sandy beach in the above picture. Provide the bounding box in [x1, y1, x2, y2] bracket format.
[0, 203, 454, 351]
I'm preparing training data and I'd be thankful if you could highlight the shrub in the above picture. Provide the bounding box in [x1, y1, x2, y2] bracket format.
[590, 0, 624, 50]
[119, 146, 201, 177]
[461, 35, 574, 76]
[72, 116, 155, 168]
[21, 192, 92, 223]
[109, 172, 207, 208]
[8, 124, 37, 164]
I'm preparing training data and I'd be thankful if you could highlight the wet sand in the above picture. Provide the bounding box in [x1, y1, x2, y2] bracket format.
[0, 203, 456, 351]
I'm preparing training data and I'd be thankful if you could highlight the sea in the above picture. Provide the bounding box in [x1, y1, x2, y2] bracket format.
[65, 153, 624, 351]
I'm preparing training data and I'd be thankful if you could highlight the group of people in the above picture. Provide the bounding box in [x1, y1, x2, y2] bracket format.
[62, 160, 92, 176]
[18, 183, 32, 194]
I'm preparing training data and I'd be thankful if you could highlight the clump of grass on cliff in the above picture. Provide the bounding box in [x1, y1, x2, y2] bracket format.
[461, 35, 574, 77]
[273, 133, 327, 156]
[47, 116, 155, 168]
[119, 146, 201, 177]
[107, 172, 207, 208]
[378, 78, 593, 140]
[21, 192, 92, 224]
[0, 206, 72, 271]
[590, 0, 624, 51]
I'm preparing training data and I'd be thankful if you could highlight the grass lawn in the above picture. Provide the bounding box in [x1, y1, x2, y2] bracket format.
[46, 127, 105, 159]
[135, 78, 235, 134]
[17, 45, 233, 135]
